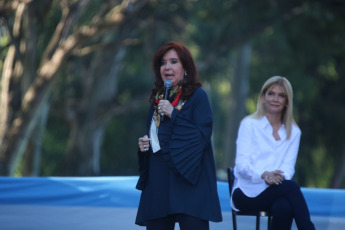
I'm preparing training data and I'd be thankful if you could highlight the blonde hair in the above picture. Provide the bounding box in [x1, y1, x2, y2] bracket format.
[250, 76, 298, 139]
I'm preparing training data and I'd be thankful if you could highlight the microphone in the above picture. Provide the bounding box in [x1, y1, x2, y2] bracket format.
[161, 80, 172, 121]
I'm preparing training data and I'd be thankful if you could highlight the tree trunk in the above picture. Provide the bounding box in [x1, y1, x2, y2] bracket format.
[62, 46, 127, 175]
[0, 2, 28, 175]
[0, 0, 88, 175]
[223, 43, 251, 169]
[20, 1, 46, 177]
[22, 101, 50, 176]
[331, 145, 345, 188]
[0, 0, 142, 176]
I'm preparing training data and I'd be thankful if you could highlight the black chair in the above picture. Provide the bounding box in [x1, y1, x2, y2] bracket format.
[227, 167, 272, 230]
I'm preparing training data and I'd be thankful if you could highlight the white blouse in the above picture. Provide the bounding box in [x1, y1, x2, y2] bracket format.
[232, 116, 301, 209]
[150, 117, 160, 153]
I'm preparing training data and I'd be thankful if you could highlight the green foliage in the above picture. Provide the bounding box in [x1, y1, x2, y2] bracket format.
[101, 102, 148, 175]
[244, 1, 345, 188]
[41, 111, 69, 176]
[3, 0, 344, 187]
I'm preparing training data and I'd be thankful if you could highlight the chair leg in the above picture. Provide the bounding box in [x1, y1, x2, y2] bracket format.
[256, 215, 260, 230]
[232, 212, 237, 230]
[267, 215, 272, 230]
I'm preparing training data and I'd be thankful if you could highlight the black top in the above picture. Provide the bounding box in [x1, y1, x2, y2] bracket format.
[135, 88, 222, 226]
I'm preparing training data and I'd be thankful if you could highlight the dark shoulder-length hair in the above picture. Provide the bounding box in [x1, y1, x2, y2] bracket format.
[149, 41, 201, 106]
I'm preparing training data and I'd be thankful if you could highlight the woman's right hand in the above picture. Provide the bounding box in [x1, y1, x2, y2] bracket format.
[262, 170, 285, 185]
[138, 135, 151, 152]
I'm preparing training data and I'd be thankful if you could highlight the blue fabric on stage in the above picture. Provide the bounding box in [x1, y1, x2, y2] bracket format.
[0, 176, 141, 207]
[0, 176, 345, 219]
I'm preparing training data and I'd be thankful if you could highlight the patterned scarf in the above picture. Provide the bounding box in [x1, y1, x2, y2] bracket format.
[153, 87, 185, 127]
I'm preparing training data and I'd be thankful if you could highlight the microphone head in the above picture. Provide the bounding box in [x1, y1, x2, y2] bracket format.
[164, 80, 172, 88]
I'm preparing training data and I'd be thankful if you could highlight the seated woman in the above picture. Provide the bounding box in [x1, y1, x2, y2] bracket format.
[231, 76, 315, 230]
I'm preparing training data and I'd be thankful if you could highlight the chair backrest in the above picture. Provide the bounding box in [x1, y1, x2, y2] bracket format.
[227, 167, 235, 198]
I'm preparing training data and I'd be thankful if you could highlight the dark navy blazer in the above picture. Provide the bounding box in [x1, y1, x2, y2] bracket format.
[135, 88, 222, 225]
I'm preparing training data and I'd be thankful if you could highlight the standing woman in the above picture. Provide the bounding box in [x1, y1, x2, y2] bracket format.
[135, 41, 222, 230]
[231, 76, 315, 230]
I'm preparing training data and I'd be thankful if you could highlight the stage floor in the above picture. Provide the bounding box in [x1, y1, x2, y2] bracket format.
[1, 205, 344, 230]
[1, 176, 345, 230]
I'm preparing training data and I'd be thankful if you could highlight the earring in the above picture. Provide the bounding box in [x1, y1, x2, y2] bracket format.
[184, 72, 187, 77]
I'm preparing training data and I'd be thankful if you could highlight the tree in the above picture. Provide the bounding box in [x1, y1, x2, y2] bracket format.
[0, 0, 190, 176]
[1, 0, 344, 189]
[0, 0, 150, 176]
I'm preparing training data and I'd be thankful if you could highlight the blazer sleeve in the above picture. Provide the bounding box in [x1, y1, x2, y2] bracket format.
[159, 88, 213, 185]
[135, 148, 150, 190]
[135, 107, 154, 190]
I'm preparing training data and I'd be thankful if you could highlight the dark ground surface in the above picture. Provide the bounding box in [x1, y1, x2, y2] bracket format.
[1, 205, 344, 230]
